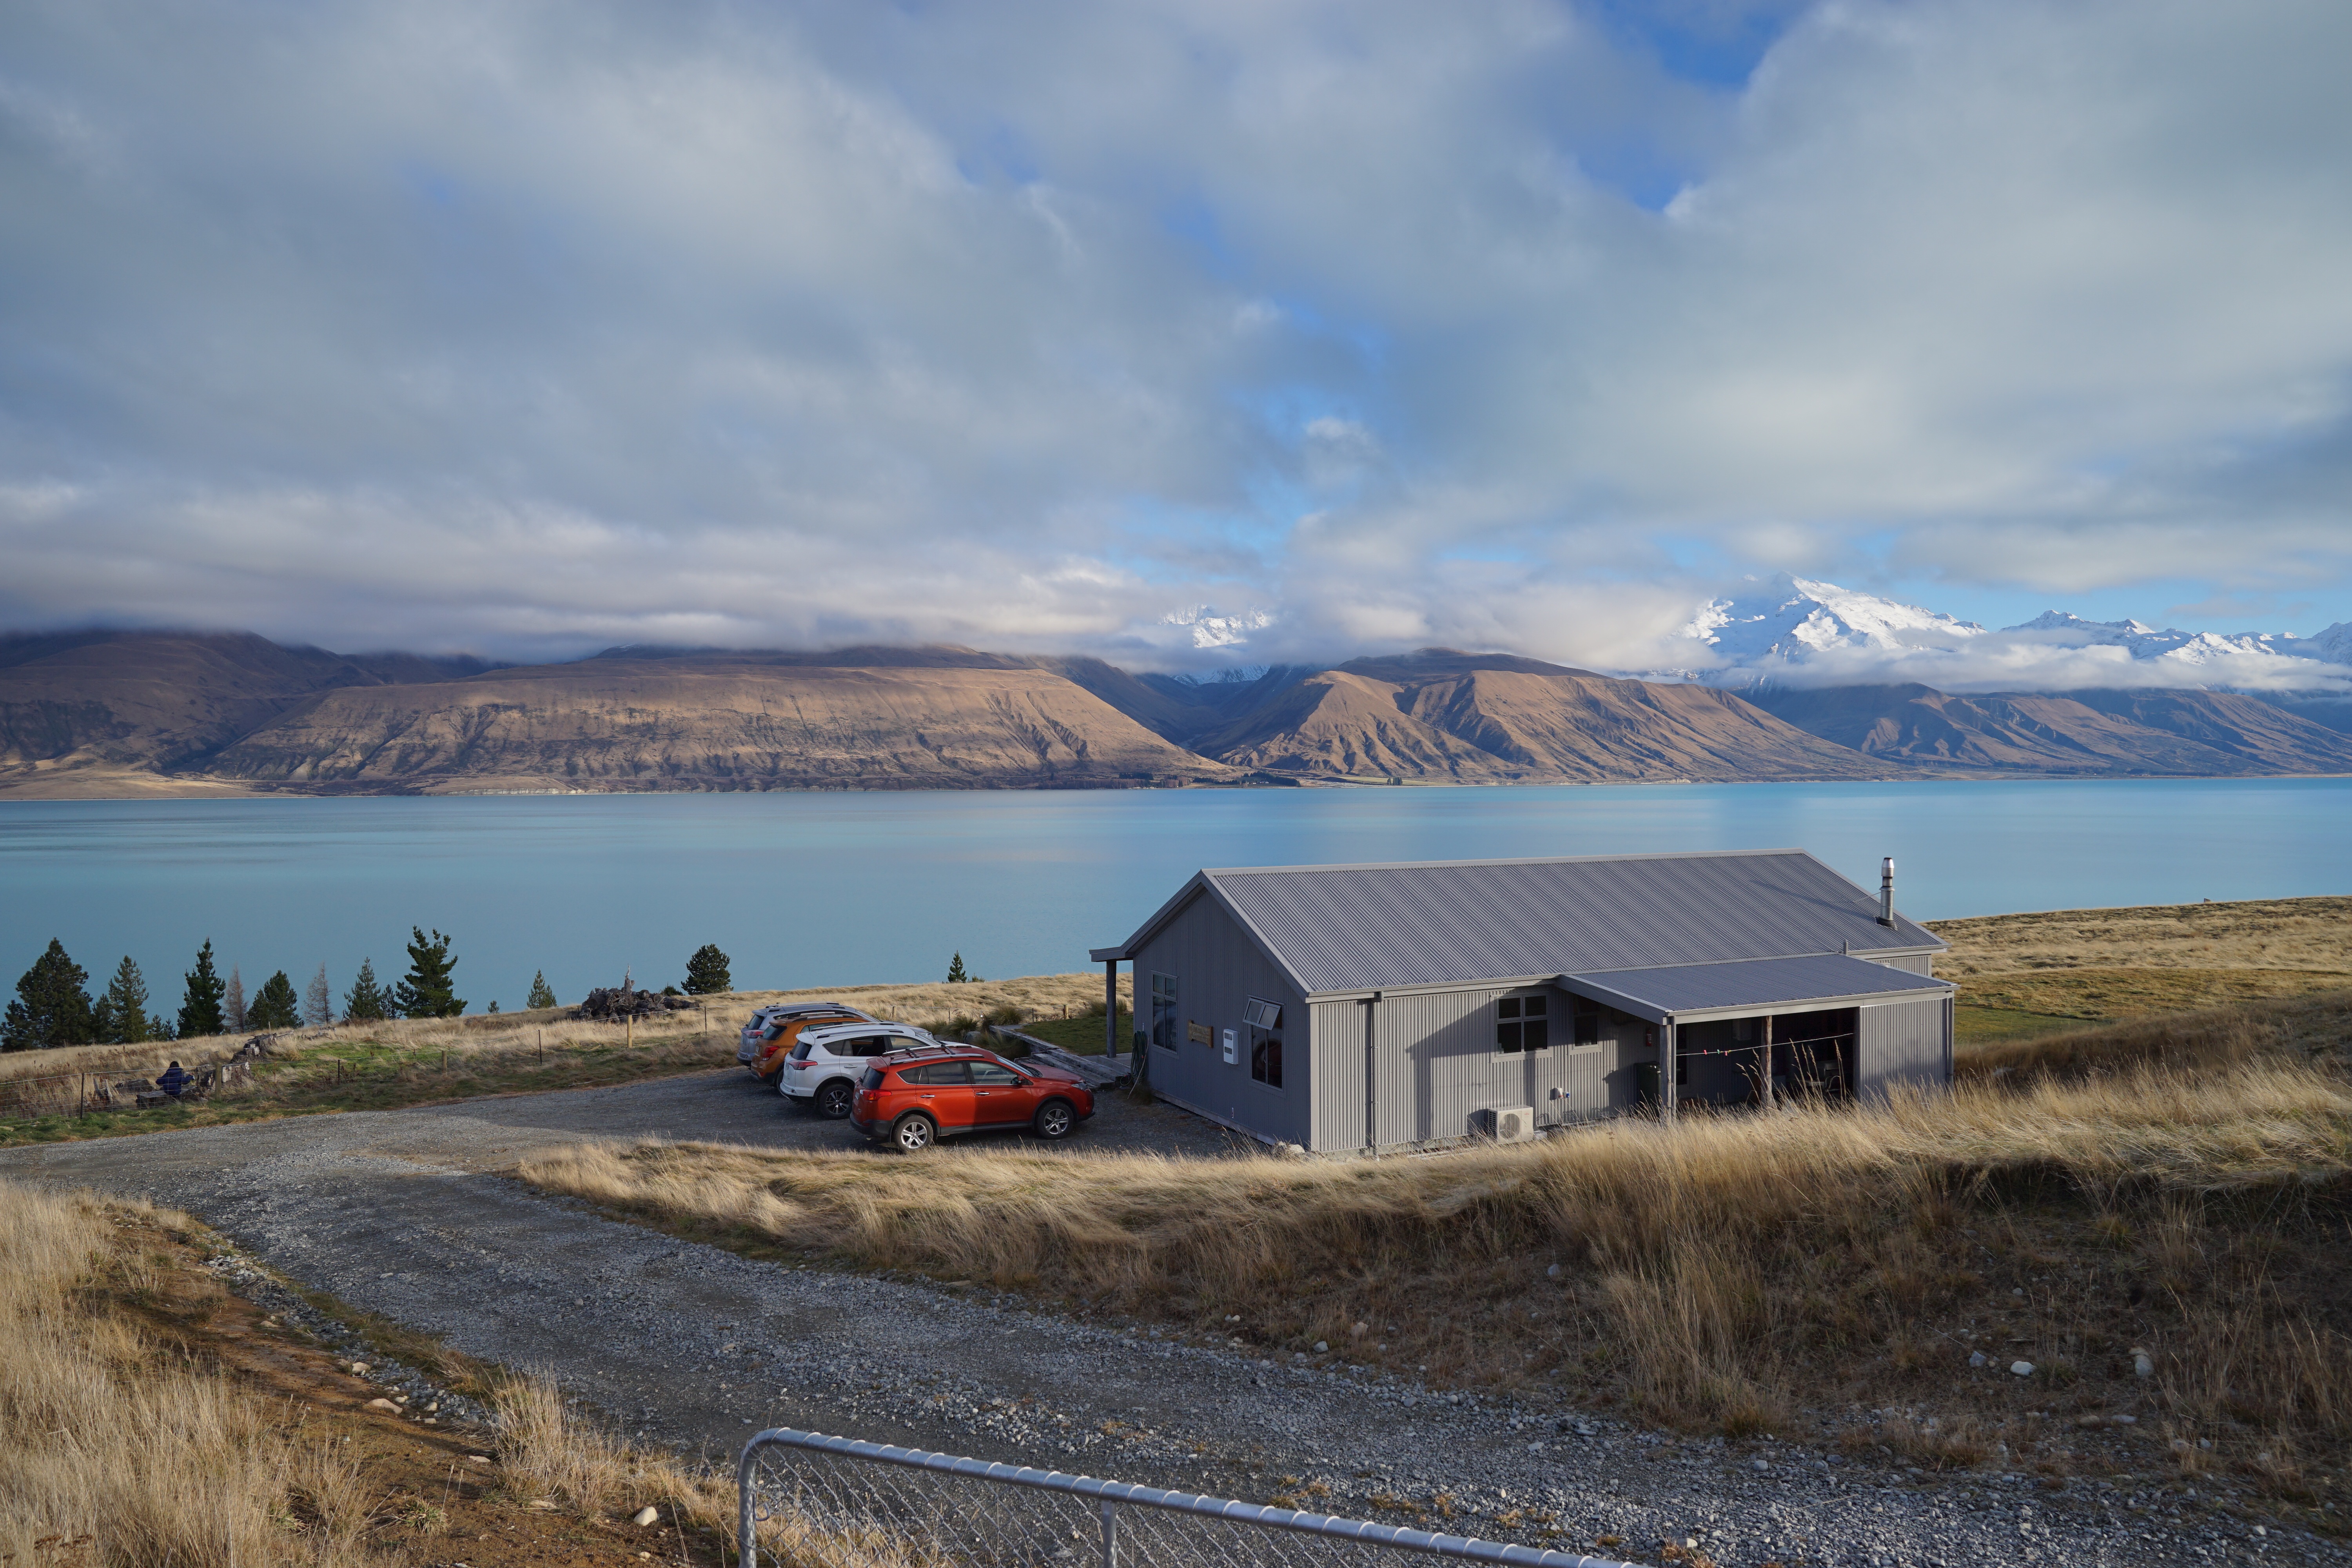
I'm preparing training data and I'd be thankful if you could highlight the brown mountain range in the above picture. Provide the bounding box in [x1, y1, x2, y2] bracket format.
[1744, 683, 2352, 776]
[2, 630, 2346, 797]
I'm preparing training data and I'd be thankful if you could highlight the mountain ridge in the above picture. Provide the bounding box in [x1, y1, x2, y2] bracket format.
[3, 627, 2348, 797]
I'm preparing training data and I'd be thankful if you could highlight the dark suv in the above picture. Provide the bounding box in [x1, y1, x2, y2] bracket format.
[849, 1045, 1096, 1152]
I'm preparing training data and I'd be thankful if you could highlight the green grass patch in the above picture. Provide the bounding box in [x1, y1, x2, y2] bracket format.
[1954, 1004, 2096, 1048]
[1008, 1007, 1134, 1056]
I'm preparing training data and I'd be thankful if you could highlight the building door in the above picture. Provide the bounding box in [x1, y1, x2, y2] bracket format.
[1561, 1045, 1603, 1122]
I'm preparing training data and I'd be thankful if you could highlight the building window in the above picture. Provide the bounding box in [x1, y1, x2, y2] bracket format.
[1245, 997, 1282, 1087]
[1572, 997, 1600, 1047]
[1150, 973, 1179, 1053]
[1495, 993, 1548, 1053]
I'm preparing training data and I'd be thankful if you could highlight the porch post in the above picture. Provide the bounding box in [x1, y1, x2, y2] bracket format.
[1761, 1014, 1774, 1111]
[1662, 1018, 1677, 1124]
[1103, 960, 1119, 1063]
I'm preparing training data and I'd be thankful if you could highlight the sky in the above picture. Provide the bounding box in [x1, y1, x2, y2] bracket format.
[3, 0, 2350, 678]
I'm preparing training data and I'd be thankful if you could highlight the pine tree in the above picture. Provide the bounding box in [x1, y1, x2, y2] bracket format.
[178, 940, 227, 1039]
[526, 970, 557, 1010]
[946, 952, 969, 984]
[3, 939, 96, 1051]
[343, 958, 389, 1021]
[303, 963, 332, 1028]
[225, 967, 248, 1033]
[248, 970, 299, 1029]
[96, 956, 152, 1044]
[683, 944, 732, 995]
[486, 999, 500, 1013]
[392, 927, 465, 1018]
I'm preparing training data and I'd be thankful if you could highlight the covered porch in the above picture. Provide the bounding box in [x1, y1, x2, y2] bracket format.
[1561, 951, 1956, 1119]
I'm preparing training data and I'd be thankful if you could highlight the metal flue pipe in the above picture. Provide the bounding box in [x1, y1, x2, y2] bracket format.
[1878, 856, 1896, 927]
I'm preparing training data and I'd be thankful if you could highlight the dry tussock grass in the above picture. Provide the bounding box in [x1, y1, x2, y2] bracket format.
[1928, 895, 2352, 978]
[523, 999, 2352, 1474]
[0, 1179, 745, 1564]
[0, 1183, 365, 1565]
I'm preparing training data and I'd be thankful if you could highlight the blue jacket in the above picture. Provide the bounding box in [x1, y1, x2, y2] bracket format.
[157, 1065, 192, 1096]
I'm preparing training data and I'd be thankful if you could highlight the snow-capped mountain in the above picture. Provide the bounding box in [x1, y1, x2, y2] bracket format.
[1669, 575, 2352, 693]
[1683, 576, 1985, 684]
[1161, 605, 1274, 650]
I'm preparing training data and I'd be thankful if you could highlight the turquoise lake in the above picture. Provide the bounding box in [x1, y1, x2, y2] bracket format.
[3, 778, 2348, 1012]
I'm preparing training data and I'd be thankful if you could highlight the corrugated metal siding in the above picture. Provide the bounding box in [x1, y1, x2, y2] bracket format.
[1857, 997, 1949, 1098]
[1875, 953, 1936, 977]
[1208, 850, 1942, 995]
[1308, 1000, 1366, 1152]
[1134, 893, 1310, 1147]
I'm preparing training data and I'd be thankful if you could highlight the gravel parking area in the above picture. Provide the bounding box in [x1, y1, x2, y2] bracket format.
[3, 1069, 2330, 1567]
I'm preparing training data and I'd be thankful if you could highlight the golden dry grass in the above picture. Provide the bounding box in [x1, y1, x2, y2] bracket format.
[522, 995, 2352, 1494]
[0, 971, 1123, 1092]
[1928, 895, 2352, 978]
[0, 1180, 744, 1564]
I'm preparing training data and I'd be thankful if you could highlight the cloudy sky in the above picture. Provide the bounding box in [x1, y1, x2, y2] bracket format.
[4, 0, 2349, 674]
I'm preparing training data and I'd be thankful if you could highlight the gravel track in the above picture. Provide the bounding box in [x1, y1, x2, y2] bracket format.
[2, 1070, 2329, 1567]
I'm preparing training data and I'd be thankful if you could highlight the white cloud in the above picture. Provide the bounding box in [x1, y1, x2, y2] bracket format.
[0, 0, 2347, 673]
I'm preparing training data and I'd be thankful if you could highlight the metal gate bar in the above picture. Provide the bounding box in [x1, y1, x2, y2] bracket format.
[739, 1427, 1639, 1568]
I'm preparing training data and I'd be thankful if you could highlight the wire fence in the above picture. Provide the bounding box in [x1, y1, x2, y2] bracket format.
[737, 1428, 1639, 1568]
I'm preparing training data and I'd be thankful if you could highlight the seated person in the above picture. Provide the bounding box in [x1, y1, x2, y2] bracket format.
[156, 1061, 193, 1098]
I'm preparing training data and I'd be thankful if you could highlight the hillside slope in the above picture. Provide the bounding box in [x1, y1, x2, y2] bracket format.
[202, 655, 1238, 791]
[1199, 650, 1894, 781]
[1748, 683, 2352, 775]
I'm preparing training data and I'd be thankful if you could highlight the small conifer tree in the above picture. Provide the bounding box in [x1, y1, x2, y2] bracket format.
[178, 940, 227, 1038]
[526, 970, 557, 1010]
[225, 967, 248, 1033]
[946, 952, 969, 984]
[683, 944, 731, 995]
[3, 939, 96, 1051]
[303, 963, 333, 1028]
[96, 956, 152, 1044]
[248, 970, 300, 1029]
[392, 927, 465, 1018]
[343, 958, 389, 1021]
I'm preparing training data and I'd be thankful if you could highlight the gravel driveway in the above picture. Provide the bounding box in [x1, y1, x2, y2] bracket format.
[2, 1070, 2325, 1567]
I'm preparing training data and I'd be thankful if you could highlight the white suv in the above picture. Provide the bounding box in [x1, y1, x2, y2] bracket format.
[782, 1022, 944, 1118]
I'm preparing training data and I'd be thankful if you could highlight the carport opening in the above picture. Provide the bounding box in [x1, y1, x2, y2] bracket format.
[1673, 1007, 1856, 1109]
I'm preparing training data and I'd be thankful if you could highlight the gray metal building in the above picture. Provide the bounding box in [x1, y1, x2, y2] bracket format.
[1089, 849, 1953, 1154]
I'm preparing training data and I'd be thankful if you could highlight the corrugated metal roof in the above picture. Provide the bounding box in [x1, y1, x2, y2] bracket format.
[1123, 849, 1943, 995]
[1566, 952, 1953, 1017]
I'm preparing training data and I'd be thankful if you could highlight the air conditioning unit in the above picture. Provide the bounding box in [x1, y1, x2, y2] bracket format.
[1471, 1105, 1537, 1144]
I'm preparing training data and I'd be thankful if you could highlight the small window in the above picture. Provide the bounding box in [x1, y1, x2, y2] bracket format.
[1495, 992, 1549, 1053]
[1246, 997, 1283, 1088]
[859, 1067, 885, 1091]
[1150, 973, 1180, 1053]
[1573, 998, 1600, 1047]
[902, 1061, 971, 1086]
[969, 1062, 1021, 1086]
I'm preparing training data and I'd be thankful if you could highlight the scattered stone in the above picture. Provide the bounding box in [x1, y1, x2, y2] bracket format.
[1545, 1263, 1562, 1279]
[366, 1397, 400, 1412]
[2131, 1348, 2154, 1378]
[468, 1455, 492, 1466]
[2010, 1361, 2035, 1377]
[1314, 1341, 1328, 1353]
[633, 1506, 661, 1527]
[1753, 1458, 1769, 1472]
[348, 1361, 369, 1375]
[1969, 1351, 1988, 1368]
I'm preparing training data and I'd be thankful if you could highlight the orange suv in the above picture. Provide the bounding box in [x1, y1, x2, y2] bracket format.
[850, 1045, 1095, 1152]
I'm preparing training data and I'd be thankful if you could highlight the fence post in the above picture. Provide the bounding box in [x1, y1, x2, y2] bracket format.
[1100, 1497, 1118, 1568]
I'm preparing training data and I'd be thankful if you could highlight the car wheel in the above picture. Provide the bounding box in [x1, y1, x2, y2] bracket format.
[1033, 1099, 1076, 1140]
[892, 1113, 936, 1153]
[815, 1080, 856, 1120]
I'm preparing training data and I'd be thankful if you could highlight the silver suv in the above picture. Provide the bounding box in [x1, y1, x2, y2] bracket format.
[781, 1022, 943, 1118]
[738, 1001, 875, 1068]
